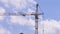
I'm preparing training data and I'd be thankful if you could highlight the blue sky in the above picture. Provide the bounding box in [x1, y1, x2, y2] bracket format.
[38, 0, 60, 20]
[0, 0, 60, 34]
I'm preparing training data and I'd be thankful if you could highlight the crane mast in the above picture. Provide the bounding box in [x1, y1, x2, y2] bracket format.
[35, 4, 38, 34]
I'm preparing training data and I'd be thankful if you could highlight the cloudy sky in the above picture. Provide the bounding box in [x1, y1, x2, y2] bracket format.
[0, 0, 60, 34]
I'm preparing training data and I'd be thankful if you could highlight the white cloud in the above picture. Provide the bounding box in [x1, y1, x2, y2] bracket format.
[0, 25, 11, 34]
[38, 19, 60, 34]
[9, 16, 35, 26]
[9, 16, 27, 25]
[0, 7, 5, 14]
[9, 13, 60, 34]
[27, 8, 35, 14]
[0, 0, 8, 4]
[9, 0, 27, 9]
[0, 0, 36, 9]
[27, 0, 37, 4]
[0, 7, 5, 20]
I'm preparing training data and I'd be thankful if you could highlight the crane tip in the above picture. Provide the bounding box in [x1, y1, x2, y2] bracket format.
[36, 3, 39, 6]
